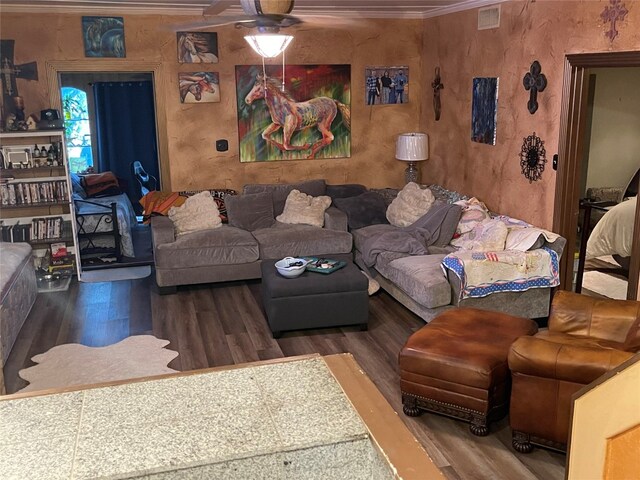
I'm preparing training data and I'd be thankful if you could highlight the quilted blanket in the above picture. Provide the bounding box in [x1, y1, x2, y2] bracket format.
[441, 247, 560, 300]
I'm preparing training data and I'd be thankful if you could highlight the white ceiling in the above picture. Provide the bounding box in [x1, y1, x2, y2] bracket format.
[0, 0, 506, 19]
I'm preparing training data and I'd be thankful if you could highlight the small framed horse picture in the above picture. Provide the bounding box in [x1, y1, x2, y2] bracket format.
[236, 64, 351, 162]
[178, 72, 220, 103]
[177, 32, 219, 63]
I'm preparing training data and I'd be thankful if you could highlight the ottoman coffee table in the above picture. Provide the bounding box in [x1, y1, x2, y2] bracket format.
[398, 308, 538, 436]
[261, 258, 369, 338]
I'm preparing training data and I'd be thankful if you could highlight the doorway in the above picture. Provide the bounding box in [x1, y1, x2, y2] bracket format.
[554, 51, 640, 301]
[60, 72, 160, 214]
[45, 59, 171, 281]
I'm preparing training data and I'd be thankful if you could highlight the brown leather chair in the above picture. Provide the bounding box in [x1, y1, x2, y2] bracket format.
[508, 290, 640, 453]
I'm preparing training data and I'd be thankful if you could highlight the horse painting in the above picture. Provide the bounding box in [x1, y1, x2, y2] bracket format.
[177, 32, 218, 64]
[244, 74, 351, 160]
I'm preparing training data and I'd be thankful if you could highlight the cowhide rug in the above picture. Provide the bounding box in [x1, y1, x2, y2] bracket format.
[18, 335, 179, 393]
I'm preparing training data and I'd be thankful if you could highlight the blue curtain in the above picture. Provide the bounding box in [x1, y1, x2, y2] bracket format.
[93, 81, 159, 210]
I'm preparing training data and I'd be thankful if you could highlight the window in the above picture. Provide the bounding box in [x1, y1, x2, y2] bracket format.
[61, 87, 94, 173]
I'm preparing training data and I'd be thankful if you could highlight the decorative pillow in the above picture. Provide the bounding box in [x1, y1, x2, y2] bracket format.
[140, 191, 187, 224]
[180, 188, 237, 223]
[451, 219, 508, 252]
[333, 192, 389, 230]
[168, 191, 222, 236]
[369, 188, 399, 207]
[226, 191, 275, 231]
[386, 182, 436, 227]
[427, 184, 469, 204]
[276, 189, 332, 228]
[81, 171, 121, 198]
[243, 179, 327, 216]
[453, 197, 491, 235]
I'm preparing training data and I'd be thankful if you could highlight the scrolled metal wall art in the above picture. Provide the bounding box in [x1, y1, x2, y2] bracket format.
[520, 132, 547, 183]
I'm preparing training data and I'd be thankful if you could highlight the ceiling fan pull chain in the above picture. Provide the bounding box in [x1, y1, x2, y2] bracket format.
[262, 56, 268, 99]
[282, 49, 286, 92]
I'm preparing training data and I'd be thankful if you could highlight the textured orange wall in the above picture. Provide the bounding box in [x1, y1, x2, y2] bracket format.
[0, 13, 424, 192]
[421, 1, 640, 229]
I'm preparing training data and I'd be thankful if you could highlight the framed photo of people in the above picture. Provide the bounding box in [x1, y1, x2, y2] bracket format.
[364, 66, 410, 105]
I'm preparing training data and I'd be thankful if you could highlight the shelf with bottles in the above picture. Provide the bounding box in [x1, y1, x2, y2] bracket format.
[1, 130, 64, 170]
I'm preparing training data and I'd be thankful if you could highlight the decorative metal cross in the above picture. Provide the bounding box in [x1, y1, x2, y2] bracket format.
[431, 67, 444, 121]
[0, 40, 38, 121]
[601, 0, 628, 42]
[522, 60, 547, 115]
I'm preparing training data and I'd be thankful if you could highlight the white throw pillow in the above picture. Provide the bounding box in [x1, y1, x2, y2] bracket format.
[168, 191, 222, 236]
[386, 182, 436, 227]
[276, 189, 332, 228]
[451, 218, 508, 252]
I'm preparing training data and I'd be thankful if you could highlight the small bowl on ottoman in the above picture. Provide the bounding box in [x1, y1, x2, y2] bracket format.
[275, 257, 309, 279]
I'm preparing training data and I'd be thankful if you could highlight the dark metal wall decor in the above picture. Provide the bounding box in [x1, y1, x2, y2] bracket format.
[0, 39, 38, 126]
[522, 61, 546, 114]
[601, 0, 628, 42]
[431, 67, 444, 121]
[520, 132, 547, 183]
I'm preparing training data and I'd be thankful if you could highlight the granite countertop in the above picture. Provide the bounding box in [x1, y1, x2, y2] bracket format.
[0, 356, 395, 479]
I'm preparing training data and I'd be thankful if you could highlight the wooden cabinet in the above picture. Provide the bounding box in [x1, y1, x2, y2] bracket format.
[0, 130, 81, 282]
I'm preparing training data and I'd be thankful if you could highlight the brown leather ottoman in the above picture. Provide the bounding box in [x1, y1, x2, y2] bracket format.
[398, 308, 538, 436]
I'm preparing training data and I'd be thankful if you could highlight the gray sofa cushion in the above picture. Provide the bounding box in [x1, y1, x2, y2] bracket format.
[326, 184, 367, 200]
[243, 179, 327, 216]
[155, 226, 259, 269]
[252, 221, 352, 259]
[226, 192, 275, 231]
[376, 254, 451, 309]
[333, 192, 389, 230]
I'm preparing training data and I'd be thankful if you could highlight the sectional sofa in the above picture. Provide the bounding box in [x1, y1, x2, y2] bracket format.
[151, 180, 565, 321]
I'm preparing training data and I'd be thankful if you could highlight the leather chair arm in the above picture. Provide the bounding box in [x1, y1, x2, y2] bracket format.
[324, 206, 348, 231]
[508, 336, 634, 385]
[150, 216, 176, 246]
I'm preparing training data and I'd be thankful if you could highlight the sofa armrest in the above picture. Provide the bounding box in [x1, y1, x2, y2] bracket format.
[324, 206, 348, 232]
[544, 235, 566, 258]
[150, 216, 176, 246]
[508, 336, 634, 385]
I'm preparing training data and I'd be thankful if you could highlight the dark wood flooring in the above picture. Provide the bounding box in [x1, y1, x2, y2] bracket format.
[4, 277, 567, 480]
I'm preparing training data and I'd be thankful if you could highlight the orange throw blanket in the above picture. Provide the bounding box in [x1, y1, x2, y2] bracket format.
[139, 191, 186, 224]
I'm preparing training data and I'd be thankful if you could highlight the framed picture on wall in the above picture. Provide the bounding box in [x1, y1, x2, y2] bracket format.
[365, 66, 409, 105]
[235, 64, 351, 162]
[177, 32, 219, 63]
[471, 77, 499, 145]
[82, 16, 126, 58]
[178, 72, 220, 103]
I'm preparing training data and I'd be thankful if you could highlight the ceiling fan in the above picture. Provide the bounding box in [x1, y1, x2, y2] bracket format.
[186, 0, 303, 33]
[175, 0, 360, 58]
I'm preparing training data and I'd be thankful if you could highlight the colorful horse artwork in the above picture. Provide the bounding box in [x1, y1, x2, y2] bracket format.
[244, 74, 351, 160]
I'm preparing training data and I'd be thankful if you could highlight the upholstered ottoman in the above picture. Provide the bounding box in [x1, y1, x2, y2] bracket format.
[398, 308, 538, 435]
[261, 258, 368, 338]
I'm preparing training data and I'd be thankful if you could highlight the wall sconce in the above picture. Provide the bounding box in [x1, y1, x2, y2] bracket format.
[396, 132, 429, 184]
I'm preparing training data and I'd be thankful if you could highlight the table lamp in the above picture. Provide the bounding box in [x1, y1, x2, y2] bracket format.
[396, 132, 429, 184]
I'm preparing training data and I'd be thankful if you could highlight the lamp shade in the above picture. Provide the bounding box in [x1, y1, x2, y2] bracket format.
[244, 34, 293, 58]
[396, 133, 429, 162]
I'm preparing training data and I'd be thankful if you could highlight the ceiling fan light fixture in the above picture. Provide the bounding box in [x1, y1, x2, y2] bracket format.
[244, 34, 293, 58]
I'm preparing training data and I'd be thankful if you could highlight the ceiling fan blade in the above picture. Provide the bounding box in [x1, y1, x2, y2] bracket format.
[203, 0, 237, 16]
[171, 15, 250, 31]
